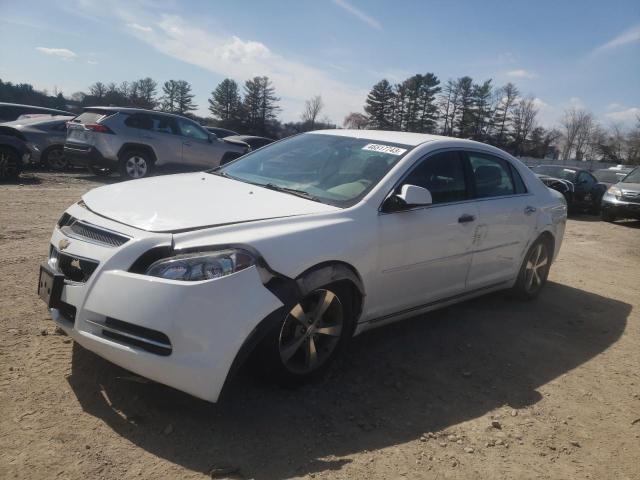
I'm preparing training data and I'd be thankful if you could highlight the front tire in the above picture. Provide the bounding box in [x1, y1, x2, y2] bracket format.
[118, 150, 153, 179]
[257, 285, 354, 383]
[601, 209, 616, 222]
[512, 237, 552, 300]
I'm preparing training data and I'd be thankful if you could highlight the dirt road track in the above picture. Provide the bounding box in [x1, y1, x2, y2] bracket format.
[1, 172, 639, 479]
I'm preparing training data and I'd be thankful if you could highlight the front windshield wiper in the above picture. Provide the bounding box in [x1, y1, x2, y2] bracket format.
[261, 183, 321, 202]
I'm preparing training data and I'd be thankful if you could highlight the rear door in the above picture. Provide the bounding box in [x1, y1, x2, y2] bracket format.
[123, 113, 182, 166]
[464, 151, 537, 289]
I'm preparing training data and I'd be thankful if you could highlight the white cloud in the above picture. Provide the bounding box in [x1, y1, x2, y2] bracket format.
[592, 24, 640, 55]
[331, 0, 381, 30]
[126, 22, 152, 33]
[606, 102, 625, 111]
[604, 107, 640, 123]
[87, 60, 99, 65]
[121, 14, 367, 121]
[506, 69, 538, 79]
[35, 47, 77, 60]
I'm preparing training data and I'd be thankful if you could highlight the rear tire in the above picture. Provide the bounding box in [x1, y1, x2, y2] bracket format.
[255, 284, 354, 384]
[118, 150, 153, 179]
[0, 146, 20, 181]
[43, 146, 68, 170]
[512, 237, 552, 300]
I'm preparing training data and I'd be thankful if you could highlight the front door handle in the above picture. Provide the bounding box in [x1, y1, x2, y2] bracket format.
[458, 213, 476, 223]
[524, 206, 537, 215]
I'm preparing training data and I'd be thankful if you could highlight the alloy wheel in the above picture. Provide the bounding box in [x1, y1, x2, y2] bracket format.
[46, 148, 68, 170]
[278, 289, 344, 375]
[524, 243, 548, 294]
[0, 152, 18, 179]
[125, 155, 148, 178]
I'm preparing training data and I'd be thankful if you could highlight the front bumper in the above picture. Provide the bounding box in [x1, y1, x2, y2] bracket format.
[45, 204, 283, 402]
[601, 194, 640, 218]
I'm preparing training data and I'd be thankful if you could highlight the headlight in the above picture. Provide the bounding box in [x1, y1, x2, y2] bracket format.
[607, 186, 622, 198]
[145, 249, 255, 281]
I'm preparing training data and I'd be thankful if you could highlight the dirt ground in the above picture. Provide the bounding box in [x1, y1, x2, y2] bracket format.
[1, 171, 639, 480]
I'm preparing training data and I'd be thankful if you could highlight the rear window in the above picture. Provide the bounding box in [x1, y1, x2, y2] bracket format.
[71, 111, 108, 124]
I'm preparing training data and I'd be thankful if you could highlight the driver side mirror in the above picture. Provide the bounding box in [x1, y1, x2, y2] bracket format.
[382, 184, 433, 212]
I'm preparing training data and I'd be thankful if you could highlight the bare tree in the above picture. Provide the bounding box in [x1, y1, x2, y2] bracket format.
[343, 112, 368, 129]
[511, 95, 538, 155]
[560, 108, 591, 161]
[301, 95, 324, 128]
[493, 82, 519, 146]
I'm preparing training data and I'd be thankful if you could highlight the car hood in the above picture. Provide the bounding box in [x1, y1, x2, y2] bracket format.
[618, 182, 640, 192]
[82, 172, 340, 232]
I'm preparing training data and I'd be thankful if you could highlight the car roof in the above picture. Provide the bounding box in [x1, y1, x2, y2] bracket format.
[0, 102, 73, 115]
[309, 129, 483, 147]
[1, 115, 74, 127]
[83, 106, 191, 120]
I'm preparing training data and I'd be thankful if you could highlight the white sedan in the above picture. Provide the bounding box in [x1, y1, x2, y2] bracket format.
[38, 130, 567, 402]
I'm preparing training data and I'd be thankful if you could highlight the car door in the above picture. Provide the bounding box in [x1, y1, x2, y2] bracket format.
[464, 151, 537, 290]
[575, 170, 598, 208]
[176, 118, 224, 169]
[372, 150, 478, 320]
[123, 113, 182, 167]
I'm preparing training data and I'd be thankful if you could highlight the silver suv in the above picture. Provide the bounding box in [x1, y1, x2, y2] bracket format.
[64, 107, 249, 179]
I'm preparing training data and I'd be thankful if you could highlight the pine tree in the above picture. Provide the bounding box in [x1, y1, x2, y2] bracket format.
[242, 76, 280, 135]
[161, 80, 179, 113]
[364, 79, 394, 130]
[454, 76, 474, 137]
[175, 80, 196, 114]
[208, 78, 242, 126]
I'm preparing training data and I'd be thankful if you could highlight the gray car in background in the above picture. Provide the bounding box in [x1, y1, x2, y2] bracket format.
[0, 115, 73, 170]
[64, 107, 249, 179]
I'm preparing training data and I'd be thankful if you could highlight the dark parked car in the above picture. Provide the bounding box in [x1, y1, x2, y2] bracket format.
[203, 126, 238, 138]
[0, 102, 73, 123]
[0, 134, 31, 180]
[0, 115, 73, 170]
[224, 135, 274, 150]
[531, 165, 606, 213]
[601, 167, 640, 222]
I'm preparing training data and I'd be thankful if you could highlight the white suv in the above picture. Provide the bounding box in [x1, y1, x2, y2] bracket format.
[39, 130, 567, 402]
[64, 107, 248, 179]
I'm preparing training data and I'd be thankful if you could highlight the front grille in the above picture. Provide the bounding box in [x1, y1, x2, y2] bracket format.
[86, 317, 172, 356]
[621, 190, 640, 203]
[62, 221, 129, 247]
[50, 247, 99, 283]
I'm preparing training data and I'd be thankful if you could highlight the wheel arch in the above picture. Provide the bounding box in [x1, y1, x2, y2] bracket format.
[117, 143, 157, 164]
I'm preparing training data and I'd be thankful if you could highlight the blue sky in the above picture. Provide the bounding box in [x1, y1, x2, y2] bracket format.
[1, 0, 638, 127]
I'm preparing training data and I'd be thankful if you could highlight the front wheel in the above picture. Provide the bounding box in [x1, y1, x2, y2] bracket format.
[0, 147, 20, 180]
[512, 238, 552, 300]
[601, 209, 616, 222]
[257, 286, 353, 383]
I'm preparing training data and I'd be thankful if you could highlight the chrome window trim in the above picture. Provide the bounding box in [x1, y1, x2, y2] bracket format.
[378, 147, 533, 215]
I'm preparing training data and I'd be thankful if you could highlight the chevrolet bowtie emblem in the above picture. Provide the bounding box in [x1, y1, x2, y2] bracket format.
[58, 238, 71, 251]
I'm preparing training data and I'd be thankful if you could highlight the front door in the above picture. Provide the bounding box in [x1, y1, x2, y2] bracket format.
[371, 150, 478, 320]
[176, 118, 222, 169]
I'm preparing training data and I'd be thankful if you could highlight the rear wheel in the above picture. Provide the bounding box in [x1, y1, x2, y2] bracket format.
[257, 285, 353, 383]
[43, 146, 68, 170]
[0, 147, 20, 181]
[512, 237, 552, 300]
[118, 150, 153, 179]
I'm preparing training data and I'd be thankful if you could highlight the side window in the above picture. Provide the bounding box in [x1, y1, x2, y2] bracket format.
[124, 113, 152, 130]
[149, 115, 177, 135]
[176, 118, 209, 141]
[509, 164, 528, 194]
[402, 151, 467, 204]
[468, 153, 515, 198]
[577, 171, 596, 186]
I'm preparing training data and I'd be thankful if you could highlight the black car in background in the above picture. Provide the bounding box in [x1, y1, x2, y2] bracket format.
[531, 165, 607, 213]
[224, 135, 274, 150]
[203, 126, 238, 138]
[0, 102, 73, 123]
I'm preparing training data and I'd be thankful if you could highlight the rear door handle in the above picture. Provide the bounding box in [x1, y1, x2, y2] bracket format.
[524, 206, 537, 215]
[458, 214, 476, 223]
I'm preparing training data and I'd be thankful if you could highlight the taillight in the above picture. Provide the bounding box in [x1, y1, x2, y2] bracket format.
[85, 123, 114, 134]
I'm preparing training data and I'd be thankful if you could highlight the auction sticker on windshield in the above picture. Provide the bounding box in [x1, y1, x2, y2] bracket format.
[362, 144, 407, 155]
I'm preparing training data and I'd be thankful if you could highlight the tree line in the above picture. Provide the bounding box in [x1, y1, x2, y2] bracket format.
[1, 75, 638, 163]
[352, 73, 639, 164]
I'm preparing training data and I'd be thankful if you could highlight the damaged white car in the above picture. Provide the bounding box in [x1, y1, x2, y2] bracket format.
[39, 130, 567, 402]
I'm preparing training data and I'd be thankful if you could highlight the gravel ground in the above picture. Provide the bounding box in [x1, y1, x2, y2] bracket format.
[1, 171, 639, 480]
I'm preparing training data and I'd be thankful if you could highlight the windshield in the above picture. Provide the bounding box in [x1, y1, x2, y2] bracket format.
[217, 133, 413, 207]
[622, 167, 640, 183]
[593, 169, 625, 183]
[532, 165, 578, 182]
